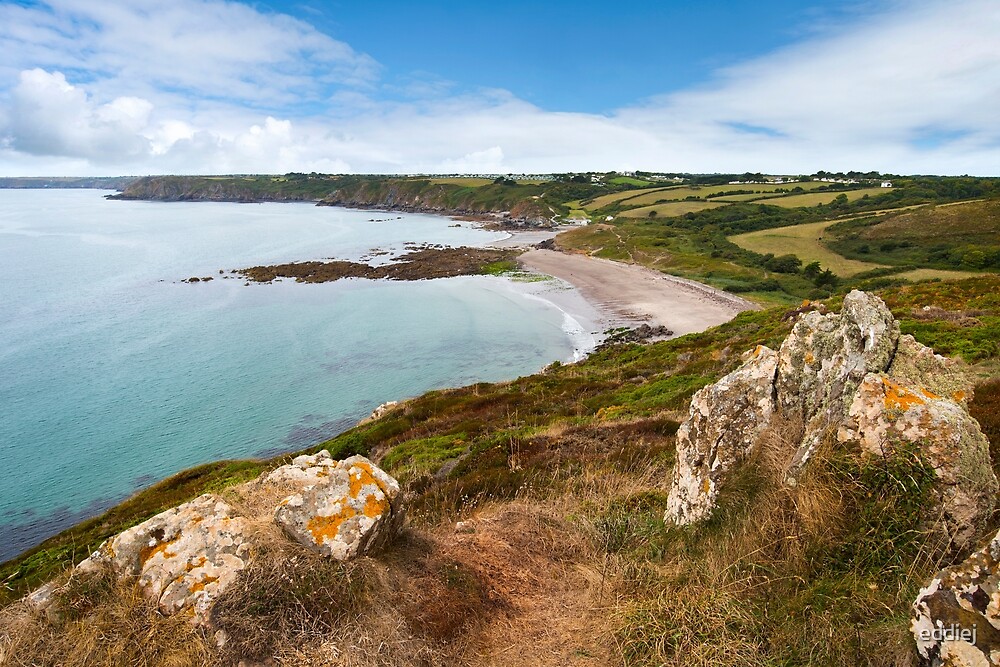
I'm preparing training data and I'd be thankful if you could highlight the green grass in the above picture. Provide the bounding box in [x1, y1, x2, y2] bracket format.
[608, 176, 656, 187]
[731, 220, 887, 276]
[619, 201, 726, 218]
[765, 187, 888, 208]
[584, 186, 680, 210]
[826, 199, 1000, 271]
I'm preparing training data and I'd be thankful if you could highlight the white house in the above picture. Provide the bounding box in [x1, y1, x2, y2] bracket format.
[881, 181, 893, 188]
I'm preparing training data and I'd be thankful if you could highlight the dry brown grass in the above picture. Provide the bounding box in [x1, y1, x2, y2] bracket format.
[0, 567, 211, 667]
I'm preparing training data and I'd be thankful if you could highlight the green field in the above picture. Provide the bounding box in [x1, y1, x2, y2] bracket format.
[619, 200, 726, 218]
[608, 176, 655, 186]
[765, 187, 888, 208]
[424, 177, 493, 186]
[584, 186, 678, 210]
[731, 220, 886, 276]
[601, 181, 832, 209]
[731, 218, 983, 281]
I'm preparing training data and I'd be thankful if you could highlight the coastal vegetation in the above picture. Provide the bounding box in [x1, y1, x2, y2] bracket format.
[3, 171, 1000, 664]
[3, 275, 1000, 665]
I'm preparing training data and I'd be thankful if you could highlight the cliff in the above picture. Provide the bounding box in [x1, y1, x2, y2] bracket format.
[108, 174, 580, 226]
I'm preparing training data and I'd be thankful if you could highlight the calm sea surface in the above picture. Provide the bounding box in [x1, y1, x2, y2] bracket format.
[0, 190, 582, 561]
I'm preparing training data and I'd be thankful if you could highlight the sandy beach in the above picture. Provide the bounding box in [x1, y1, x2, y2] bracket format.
[518, 249, 756, 337]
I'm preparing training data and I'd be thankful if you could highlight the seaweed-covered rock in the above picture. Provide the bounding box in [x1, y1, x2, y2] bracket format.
[913, 528, 1000, 665]
[839, 374, 996, 551]
[274, 456, 403, 560]
[77, 495, 252, 623]
[665, 345, 778, 525]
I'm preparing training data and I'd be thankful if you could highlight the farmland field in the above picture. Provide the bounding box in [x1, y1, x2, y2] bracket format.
[765, 187, 888, 208]
[618, 200, 725, 218]
[425, 177, 493, 186]
[731, 220, 885, 276]
[611, 181, 833, 208]
[583, 186, 677, 210]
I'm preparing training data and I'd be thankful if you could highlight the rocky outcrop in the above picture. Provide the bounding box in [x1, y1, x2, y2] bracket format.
[664, 291, 993, 552]
[776, 290, 899, 471]
[274, 455, 404, 560]
[665, 345, 778, 524]
[839, 374, 996, 550]
[912, 528, 1000, 666]
[76, 495, 252, 624]
[26, 453, 403, 624]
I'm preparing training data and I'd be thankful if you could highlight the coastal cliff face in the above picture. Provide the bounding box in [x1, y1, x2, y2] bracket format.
[108, 175, 323, 203]
[109, 175, 561, 225]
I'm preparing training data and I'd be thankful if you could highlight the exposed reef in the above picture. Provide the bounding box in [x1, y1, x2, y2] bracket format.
[237, 246, 516, 283]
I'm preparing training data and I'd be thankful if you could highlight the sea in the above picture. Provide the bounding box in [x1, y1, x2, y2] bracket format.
[0, 189, 594, 562]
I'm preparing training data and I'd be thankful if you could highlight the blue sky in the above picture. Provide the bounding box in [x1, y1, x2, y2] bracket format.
[0, 0, 998, 175]
[257, 1, 856, 113]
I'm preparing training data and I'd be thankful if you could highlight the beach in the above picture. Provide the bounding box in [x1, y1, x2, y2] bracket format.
[518, 248, 757, 337]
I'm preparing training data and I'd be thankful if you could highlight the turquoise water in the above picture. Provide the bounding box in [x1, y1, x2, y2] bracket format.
[0, 190, 578, 561]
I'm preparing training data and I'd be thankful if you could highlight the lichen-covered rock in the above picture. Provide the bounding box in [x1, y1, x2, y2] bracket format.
[261, 449, 338, 488]
[776, 290, 899, 469]
[839, 374, 997, 551]
[890, 334, 975, 406]
[274, 455, 403, 560]
[663, 290, 994, 537]
[664, 345, 778, 525]
[78, 494, 251, 623]
[912, 528, 1000, 666]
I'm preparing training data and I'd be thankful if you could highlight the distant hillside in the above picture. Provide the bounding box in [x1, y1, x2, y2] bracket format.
[0, 176, 138, 190]
[109, 174, 605, 226]
[826, 198, 1000, 270]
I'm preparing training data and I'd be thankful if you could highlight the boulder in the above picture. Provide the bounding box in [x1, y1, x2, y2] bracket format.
[78, 494, 251, 623]
[664, 345, 778, 525]
[890, 334, 975, 406]
[776, 290, 899, 470]
[663, 290, 996, 539]
[260, 449, 338, 488]
[274, 455, 403, 560]
[839, 374, 996, 551]
[912, 528, 1000, 666]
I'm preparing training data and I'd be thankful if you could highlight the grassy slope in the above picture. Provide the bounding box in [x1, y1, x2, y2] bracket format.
[826, 199, 1000, 270]
[4, 277, 1000, 666]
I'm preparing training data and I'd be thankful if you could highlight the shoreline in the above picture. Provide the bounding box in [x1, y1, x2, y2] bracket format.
[517, 248, 757, 338]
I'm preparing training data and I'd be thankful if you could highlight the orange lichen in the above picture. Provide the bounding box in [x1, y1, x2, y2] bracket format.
[347, 463, 382, 498]
[921, 388, 941, 399]
[805, 352, 815, 364]
[953, 390, 968, 402]
[139, 536, 179, 566]
[188, 575, 219, 594]
[700, 478, 711, 494]
[882, 377, 926, 411]
[307, 505, 359, 543]
[364, 492, 387, 518]
[184, 556, 207, 572]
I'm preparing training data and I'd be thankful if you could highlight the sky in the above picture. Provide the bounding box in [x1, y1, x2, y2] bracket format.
[0, 0, 998, 176]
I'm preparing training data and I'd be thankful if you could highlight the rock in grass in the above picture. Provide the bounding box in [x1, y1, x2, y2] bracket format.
[912, 527, 1000, 666]
[260, 449, 338, 488]
[77, 494, 252, 623]
[663, 290, 996, 541]
[665, 345, 779, 525]
[274, 455, 403, 560]
[839, 373, 996, 551]
[776, 290, 899, 470]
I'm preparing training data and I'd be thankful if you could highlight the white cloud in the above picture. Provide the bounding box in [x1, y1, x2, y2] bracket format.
[0, 0, 998, 175]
